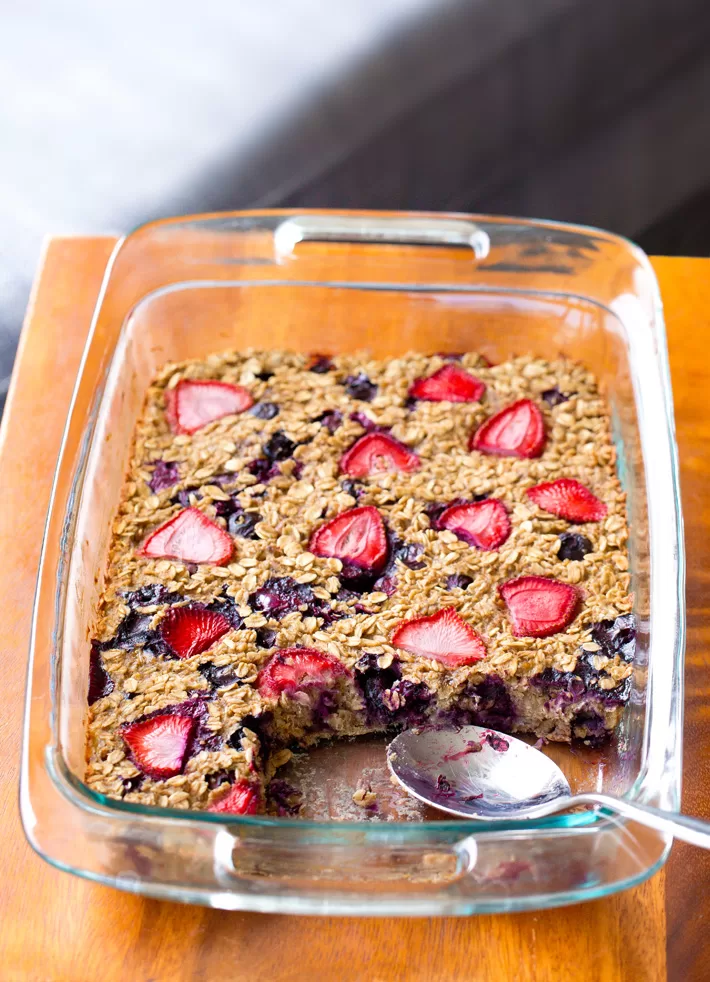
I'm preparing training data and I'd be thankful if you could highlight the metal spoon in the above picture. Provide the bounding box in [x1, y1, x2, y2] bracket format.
[387, 725, 710, 848]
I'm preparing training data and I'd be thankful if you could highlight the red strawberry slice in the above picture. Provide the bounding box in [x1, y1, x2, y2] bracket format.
[340, 433, 420, 478]
[470, 399, 545, 458]
[438, 499, 511, 551]
[166, 379, 253, 435]
[499, 575, 579, 638]
[139, 507, 232, 566]
[309, 506, 387, 572]
[391, 607, 486, 667]
[257, 647, 348, 699]
[409, 364, 486, 403]
[526, 478, 607, 523]
[122, 714, 194, 779]
[159, 605, 231, 659]
[208, 781, 262, 815]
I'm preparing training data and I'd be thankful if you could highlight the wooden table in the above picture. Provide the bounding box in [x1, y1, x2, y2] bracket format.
[0, 240, 707, 982]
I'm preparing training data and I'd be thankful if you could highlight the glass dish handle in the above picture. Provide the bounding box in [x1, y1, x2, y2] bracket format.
[213, 827, 478, 890]
[274, 214, 490, 261]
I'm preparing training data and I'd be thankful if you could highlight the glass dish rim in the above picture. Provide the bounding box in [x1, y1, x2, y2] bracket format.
[31, 209, 685, 839]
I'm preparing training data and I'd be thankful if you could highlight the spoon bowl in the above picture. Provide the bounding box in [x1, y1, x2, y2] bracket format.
[387, 725, 710, 849]
[387, 725, 571, 820]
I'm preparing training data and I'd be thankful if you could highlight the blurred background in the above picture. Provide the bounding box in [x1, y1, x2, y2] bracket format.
[2, 0, 710, 411]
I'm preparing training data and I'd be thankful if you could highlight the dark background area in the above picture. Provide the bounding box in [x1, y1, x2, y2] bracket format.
[2, 0, 709, 411]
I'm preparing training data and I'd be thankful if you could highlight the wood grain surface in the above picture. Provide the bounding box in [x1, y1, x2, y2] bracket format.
[654, 257, 710, 982]
[0, 240, 706, 982]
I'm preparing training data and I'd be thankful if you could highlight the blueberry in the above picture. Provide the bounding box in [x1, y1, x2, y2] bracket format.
[87, 643, 114, 704]
[309, 355, 334, 373]
[344, 373, 377, 402]
[255, 370, 274, 381]
[424, 501, 450, 528]
[336, 588, 359, 603]
[255, 627, 277, 649]
[314, 409, 343, 433]
[354, 654, 431, 727]
[206, 768, 235, 790]
[211, 473, 239, 488]
[214, 495, 262, 539]
[172, 487, 200, 508]
[198, 663, 239, 690]
[571, 709, 608, 745]
[530, 634, 633, 706]
[121, 775, 143, 795]
[558, 532, 593, 561]
[267, 779, 303, 816]
[373, 573, 398, 596]
[100, 611, 160, 652]
[264, 431, 297, 461]
[228, 713, 272, 760]
[148, 460, 180, 493]
[229, 511, 261, 539]
[213, 496, 238, 518]
[591, 614, 637, 662]
[436, 774, 454, 795]
[247, 458, 281, 483]
[392, 539, 425, 570]
[481, 731, 509, 752]
[311, 689, 339, 725]
[468, 675, 516, 731]
[250, 577, 310, 617]
[542, 388, 570, 407]
[446, 573, 473, 590]
[530, 667, 587, 699]
[341, 479, 362, 499]
[249, 576, 341, 624]
[122, 585, 183, 608]
[250, 573, 350, 625]
[349, 411, 382, 432]
[250, 402, 280, 420]
[339, 561, 381, 592]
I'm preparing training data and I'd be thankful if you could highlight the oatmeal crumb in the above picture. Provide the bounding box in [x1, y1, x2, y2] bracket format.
[353, 787, 378, 808]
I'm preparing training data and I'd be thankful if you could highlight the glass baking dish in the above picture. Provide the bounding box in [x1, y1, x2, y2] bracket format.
[21, 210, 685, 915]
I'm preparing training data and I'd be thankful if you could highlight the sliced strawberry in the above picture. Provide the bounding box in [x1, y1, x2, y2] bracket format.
[122, 714, 194, 779]
[208, 780, 262, 815]
[159, 604, 231, 659]
[392, 607, 486, 667]
[409, 364, 486, 403]
[166, 379, 253, 435]
[164, 387, 179, 432]
[257, 647, 348, 699]
[340, 433, 420, 478]
[438, 499, 511, 551]
[309, 506, 387, 573]
[139, 508, 232, 566]
[499, 575, 579, 638]
[526, 478, 607, 523]
[470, 399, 545, 458]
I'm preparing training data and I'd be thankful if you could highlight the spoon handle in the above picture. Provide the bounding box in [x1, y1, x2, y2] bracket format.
[572, 793, 710, 849]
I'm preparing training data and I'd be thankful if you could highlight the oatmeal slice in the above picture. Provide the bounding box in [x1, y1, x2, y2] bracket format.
[85, 350, 634, 814]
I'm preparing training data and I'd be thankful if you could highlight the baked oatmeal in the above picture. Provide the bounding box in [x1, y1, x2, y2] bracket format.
[85, 351, 635, 816]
